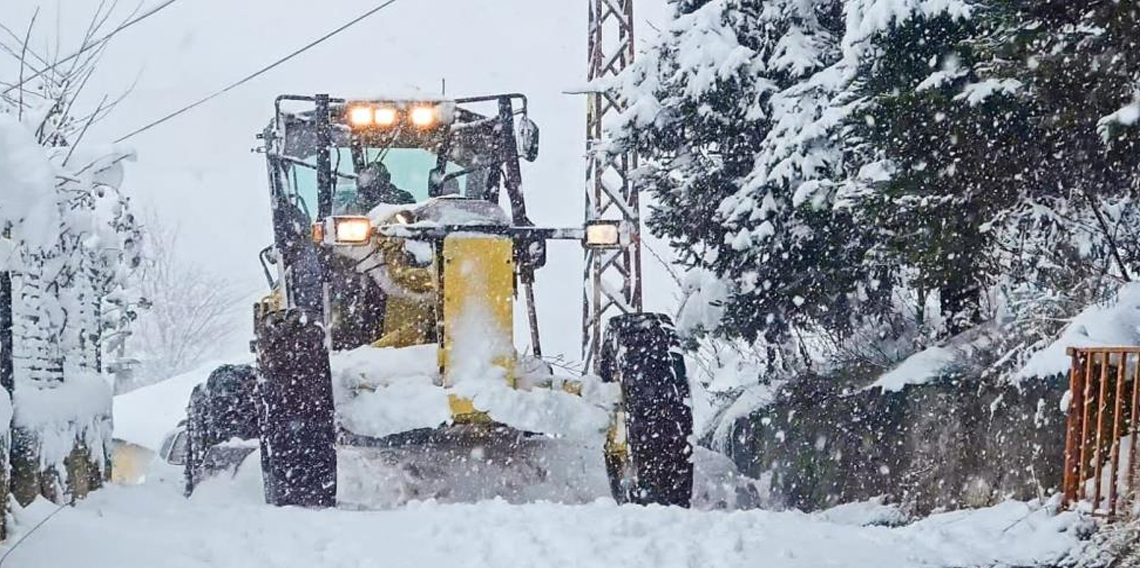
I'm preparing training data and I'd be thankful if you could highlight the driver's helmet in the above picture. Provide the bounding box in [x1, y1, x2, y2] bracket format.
[357, 162, 392, 190]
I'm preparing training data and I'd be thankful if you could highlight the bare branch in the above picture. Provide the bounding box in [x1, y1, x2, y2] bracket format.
[122, 212, 250, 388]
[17, 9, 40, 121]
[63, 95, 107, 167]
[1081, 187, 1132, 282]
[0, 20, 51, 68]
[2, 0, 179, 96]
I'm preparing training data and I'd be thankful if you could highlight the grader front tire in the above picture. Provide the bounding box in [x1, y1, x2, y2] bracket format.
[601, 313, 694, 507]
[255, 309, 337, 507]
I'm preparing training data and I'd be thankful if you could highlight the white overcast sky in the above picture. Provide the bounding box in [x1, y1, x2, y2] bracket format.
[3, 0, 676, 363]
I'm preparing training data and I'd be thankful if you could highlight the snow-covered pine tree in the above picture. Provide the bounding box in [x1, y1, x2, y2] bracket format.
[847, 9, 1033, 339]
[975, 0, 1140, 372]
[612, 0, 864, 369]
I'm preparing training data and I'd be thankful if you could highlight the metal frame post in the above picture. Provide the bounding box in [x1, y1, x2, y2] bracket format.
[583, 0, 642, 373]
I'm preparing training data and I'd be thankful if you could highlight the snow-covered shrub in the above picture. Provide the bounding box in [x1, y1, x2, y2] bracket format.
[2, 64, 143, 505]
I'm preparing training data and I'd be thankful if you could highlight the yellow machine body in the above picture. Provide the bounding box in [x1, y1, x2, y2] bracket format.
[363, 231, 517, 422]
[439, 234, 516, 420]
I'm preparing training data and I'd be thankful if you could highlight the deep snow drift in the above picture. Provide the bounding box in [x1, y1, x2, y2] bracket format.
[1, 459, 1091, 568]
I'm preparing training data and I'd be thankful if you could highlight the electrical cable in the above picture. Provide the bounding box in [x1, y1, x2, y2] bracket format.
[114, 0, 402, 143]
[2, 0, 180, 96]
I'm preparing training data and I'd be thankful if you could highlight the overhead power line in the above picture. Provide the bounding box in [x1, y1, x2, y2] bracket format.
[114, 0, 402, 143]
[1, 0, 180, 96]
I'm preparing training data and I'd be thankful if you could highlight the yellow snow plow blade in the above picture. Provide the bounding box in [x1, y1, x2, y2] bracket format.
[111, 440, 155, 486]
[440, 235, 515, 422]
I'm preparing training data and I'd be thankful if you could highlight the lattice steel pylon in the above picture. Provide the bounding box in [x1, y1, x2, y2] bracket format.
[583, 0, 642, 373]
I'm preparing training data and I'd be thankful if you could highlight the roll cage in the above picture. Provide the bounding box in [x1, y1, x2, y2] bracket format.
[262, 93, 536, 220]
[256, 93, 543, 314]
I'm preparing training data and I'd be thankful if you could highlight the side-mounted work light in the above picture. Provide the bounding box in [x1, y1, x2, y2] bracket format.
[312, 216, 374, 246]
[583, 220, 625, 249]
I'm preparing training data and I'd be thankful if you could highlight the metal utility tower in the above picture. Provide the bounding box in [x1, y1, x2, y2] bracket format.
[583, 0, 642, 373]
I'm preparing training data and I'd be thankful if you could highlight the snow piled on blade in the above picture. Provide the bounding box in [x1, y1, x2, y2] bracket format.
[333, 343, 610, 441]
[332, 345, 453, 439]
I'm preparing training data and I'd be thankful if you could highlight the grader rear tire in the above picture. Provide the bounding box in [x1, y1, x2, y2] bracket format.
[255, 308, 337, 507]
[183, 365, 260, 496]
[601, 313, 693, 507]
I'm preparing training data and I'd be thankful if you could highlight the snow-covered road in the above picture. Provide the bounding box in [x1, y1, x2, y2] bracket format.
[2, 465, 1088, 568]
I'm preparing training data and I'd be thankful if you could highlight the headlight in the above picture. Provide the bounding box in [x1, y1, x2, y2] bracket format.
[332, 216, 373, 245]
[347, 106, 374, 127]
[410, 106, 436, 127]
[374, 107, 398, 126]
[584, 221, 622, 249]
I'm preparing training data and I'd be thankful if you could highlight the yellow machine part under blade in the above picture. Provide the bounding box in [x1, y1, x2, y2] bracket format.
[440, 235, 516, 421]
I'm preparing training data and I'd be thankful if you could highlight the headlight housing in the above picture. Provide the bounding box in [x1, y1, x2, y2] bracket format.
[334, 217, 373, 244]
[374, 107, 398, 126]
[312, 216, 373, 246]
[344, 102, 454, 130]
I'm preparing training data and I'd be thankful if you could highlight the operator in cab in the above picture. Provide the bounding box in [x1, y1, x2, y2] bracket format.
[342, 162, 416, 214]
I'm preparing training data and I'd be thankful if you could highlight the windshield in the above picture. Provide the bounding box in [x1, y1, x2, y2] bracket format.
[287, 147, 468, 218]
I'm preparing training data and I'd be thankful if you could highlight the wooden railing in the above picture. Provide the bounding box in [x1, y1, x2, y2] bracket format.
[1063, 347, 1140, 518]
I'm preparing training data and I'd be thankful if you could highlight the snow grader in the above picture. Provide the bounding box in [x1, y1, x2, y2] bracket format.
[179, 93, 693, 508]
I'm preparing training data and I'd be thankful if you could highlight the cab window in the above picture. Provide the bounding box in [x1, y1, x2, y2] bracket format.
[284, 148, 468, 219]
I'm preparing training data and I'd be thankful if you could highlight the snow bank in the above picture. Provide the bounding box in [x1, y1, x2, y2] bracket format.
[813, 495, 909, 527]
[870, 345, 958, 392]
[1016, 283, 1140, 380]
[866, 322, 1005, 392]
[113, 362, 226, 450]
[4, 476, 1089, 568]
[859, 283, 1140, 390]
[709, 382, 778, 450]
